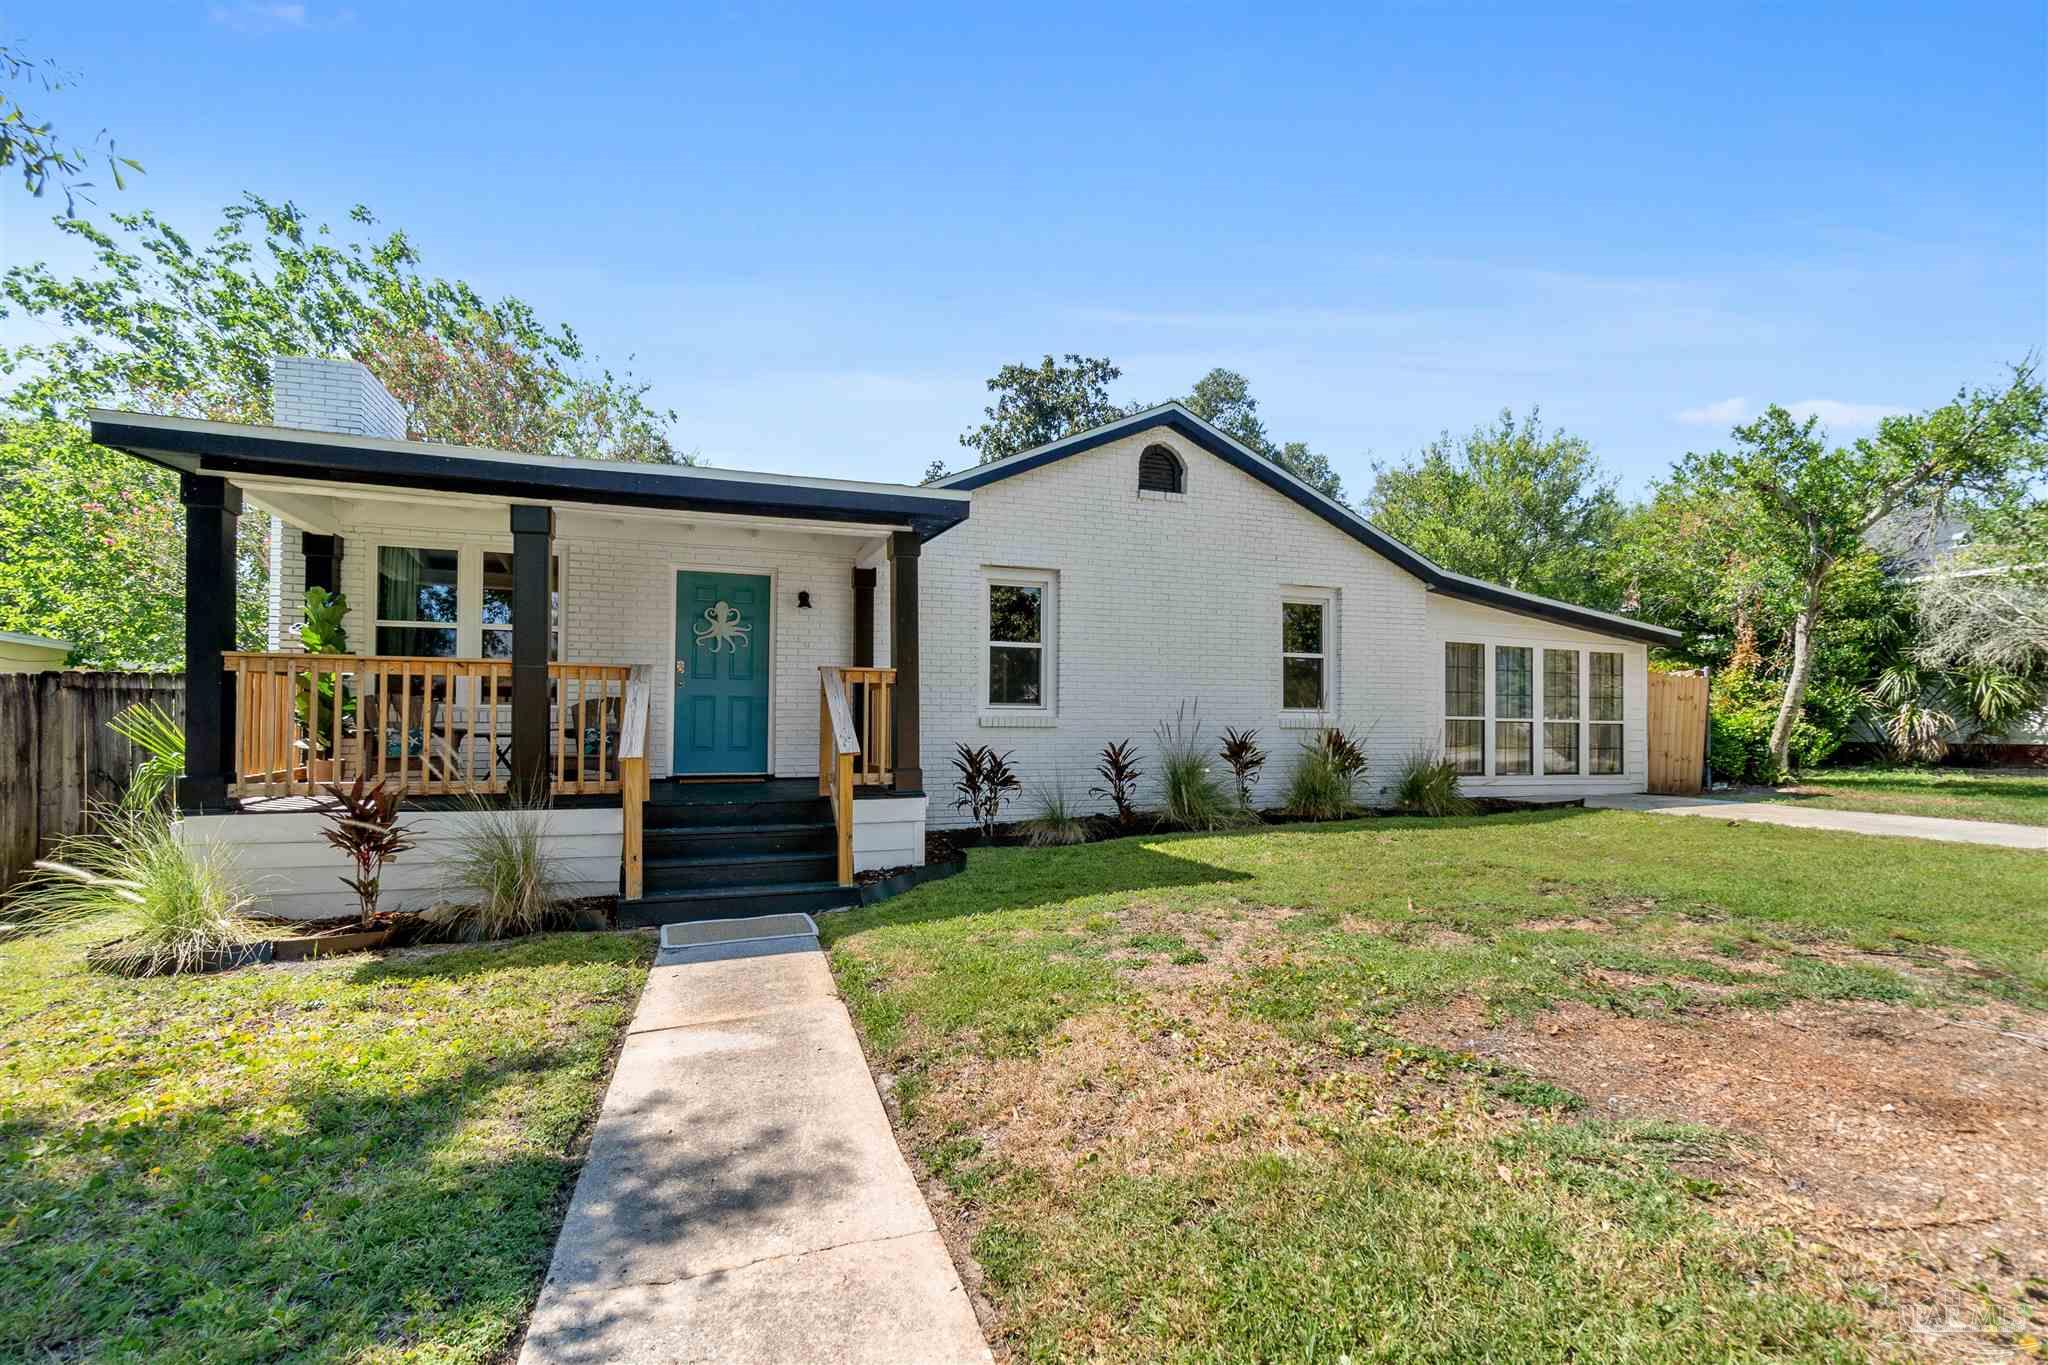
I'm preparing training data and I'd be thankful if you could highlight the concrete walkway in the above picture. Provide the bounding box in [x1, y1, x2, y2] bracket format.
[1585, 793, 2046, 851]
[518, 922, 991, 1365]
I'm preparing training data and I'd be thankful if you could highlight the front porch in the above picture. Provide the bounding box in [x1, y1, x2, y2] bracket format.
[89, 367, 968, 917]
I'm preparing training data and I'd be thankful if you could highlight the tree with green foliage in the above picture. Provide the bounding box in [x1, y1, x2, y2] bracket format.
[0, 194, 692, 667]
[1624, 365, 2047, 773]
[1178, 367, 1345, 501]
[959, 354, 1130, 463]
[0, 46, 140, 212]
[1366, 408, 1621, 606]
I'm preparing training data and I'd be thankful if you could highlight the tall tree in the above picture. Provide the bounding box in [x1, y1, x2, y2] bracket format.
[1178, 367, 1345, 501]
[959, 354, 1129, 463]
[1638, 366, 2047, 771]
[0, 45, 140, 212]
[1365, 408, 1621, 606]
[0, 195, 691, 666]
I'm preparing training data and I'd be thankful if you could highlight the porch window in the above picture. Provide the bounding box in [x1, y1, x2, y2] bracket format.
[375, 546, 459, 657]
[1443, 642, 1484, 775]
[1281, 600, 1327, 710]
[480, 551, 562, 661]
[987, 577, 1048, 707]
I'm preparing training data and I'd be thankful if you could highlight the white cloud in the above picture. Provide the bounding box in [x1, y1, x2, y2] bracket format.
[1786, 399, 1909, 429]
[1675, 397, 1748, 426]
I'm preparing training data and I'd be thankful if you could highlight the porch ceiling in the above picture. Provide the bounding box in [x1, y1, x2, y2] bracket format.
[89, 409, 970, 542]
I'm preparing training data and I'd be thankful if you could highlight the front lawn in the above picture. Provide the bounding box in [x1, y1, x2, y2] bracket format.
[0, 928, 652, 1363]
[1761, 764, 2048, 827]
[823, 809, 2048, 1362]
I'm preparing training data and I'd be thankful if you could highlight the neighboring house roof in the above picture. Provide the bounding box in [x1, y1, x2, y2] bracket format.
[87, 410, 972, 542]
[935, 403, 1682, 645]
[0, 630, 71, 653]
[1867, 508, 1972, 574]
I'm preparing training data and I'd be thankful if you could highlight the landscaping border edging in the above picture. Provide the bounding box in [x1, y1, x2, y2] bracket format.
[856, 851, 966, 906]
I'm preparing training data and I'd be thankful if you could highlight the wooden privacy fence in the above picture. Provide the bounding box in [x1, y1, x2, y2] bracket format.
[0, 671, 185, 893]
[1646, 669, 1710, 795]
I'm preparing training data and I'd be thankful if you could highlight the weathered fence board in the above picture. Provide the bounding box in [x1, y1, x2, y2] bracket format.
[1646, 669, 1709, 796]
[0, 671, 184, 893]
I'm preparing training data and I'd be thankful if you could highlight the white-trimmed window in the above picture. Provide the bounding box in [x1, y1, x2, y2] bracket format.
[1444, 642, 1484, 774]
[1282, 598, 1329, 711]
[374, 544, 560, 660]
[1442, 640, 1626, 779]
[985, 572, 1053, 708]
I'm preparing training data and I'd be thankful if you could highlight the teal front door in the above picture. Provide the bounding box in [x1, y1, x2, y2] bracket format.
[673, 571, 771, 775]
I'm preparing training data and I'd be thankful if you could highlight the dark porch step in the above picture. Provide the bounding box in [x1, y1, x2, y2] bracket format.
[645, 820, 836, 858]
[644, 848, 837, 891]
[619, 879, 858, 927]
[645, 796, 831, 829]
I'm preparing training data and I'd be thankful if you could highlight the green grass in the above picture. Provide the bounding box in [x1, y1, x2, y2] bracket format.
[0, 928, 652, 1363]
[822, 808, 2047, 1362]
[1763, 764, 2048, 827]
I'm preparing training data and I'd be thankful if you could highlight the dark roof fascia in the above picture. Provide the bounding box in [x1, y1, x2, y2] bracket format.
[90, 416, 971, 542]
[941, 407, 1680, 646]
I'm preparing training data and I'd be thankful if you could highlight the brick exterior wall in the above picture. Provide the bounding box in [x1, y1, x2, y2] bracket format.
[916, 425, 1650, 827]
[270, 355, 406, 439]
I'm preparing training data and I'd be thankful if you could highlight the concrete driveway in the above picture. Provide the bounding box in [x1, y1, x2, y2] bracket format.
[1585, 793, 2046, 851]
[517, 920, 991, 1365]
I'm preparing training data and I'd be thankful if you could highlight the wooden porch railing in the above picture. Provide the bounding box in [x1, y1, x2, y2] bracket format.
[222, 653, 633, 799]
[818, 665, 898, 888]
[618, 676, 651, 900]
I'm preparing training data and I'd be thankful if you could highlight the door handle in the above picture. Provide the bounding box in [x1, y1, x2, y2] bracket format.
[674, 660, 687, 681]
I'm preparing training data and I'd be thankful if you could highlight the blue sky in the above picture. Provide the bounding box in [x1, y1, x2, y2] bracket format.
[3, 2, 2042, 494]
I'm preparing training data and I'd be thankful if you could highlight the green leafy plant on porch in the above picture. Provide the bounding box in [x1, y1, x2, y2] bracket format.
[952, 743, 1021, 839]
[319, 776, 416, 928]
[108, 701, 184, 812]
[10, 808, 257, 975]
[295, 587, 357, 760]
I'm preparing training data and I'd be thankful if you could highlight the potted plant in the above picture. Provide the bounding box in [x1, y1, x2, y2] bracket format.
[294, 587, 357, 782]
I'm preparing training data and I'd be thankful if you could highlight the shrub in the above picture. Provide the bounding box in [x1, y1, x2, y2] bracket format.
[1707, 666, 1856, 783]
[1088, 739, 1144, 827]
[1218, 727, 1267, 809]
[1022, 782, 1090, 847]
[319, 776, 417, 927]
[1154, 702, 1254, 831]
[108, 701, 184, 813]
[952, 743, 1021, 838]
[12, 809, 257, 975]
[429, 797, 560, 940]
[1392, 744, 1475, 817]
[1284, 727, 1369, 821]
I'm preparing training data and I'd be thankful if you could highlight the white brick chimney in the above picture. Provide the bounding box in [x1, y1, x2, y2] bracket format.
[270, 354, 407, 440]
[264, 356, 407, 648]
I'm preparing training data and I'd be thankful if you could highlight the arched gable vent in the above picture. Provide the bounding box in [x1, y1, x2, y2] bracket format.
[1137, 443, 1186, 494]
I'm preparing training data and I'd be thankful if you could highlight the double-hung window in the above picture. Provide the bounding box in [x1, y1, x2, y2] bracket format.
[1282, 599, 1328, 711]
[986, 575, 1050, 708]
[375, 545, 560, 660]
[375, 547, 460, 657]
[1443, 640, 1626, 780]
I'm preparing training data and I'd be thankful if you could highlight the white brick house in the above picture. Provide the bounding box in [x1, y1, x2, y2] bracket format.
[89, 357, 1677, 922]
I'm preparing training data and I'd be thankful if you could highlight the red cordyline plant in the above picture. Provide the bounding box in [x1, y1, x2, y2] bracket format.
[320, 776, 417, 927]
[1218, 727, 1266, 809]
[1089, 739, 1144, 827]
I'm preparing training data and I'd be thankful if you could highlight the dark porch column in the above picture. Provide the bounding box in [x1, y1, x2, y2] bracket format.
[179, 474, 242, 812]
[510, 506, 554, 802]
[886, 532, 922, 793]
[301, 533, 343, 595]
[851, 566, 876, 667]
